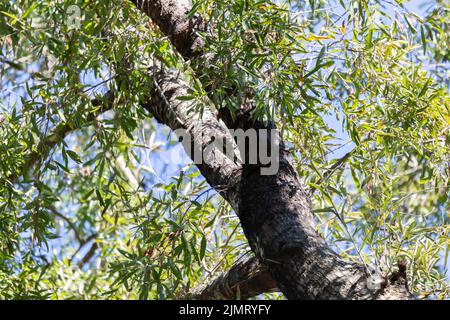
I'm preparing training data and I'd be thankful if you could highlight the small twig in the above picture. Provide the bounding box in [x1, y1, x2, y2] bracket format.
[50, 206, 83, 244]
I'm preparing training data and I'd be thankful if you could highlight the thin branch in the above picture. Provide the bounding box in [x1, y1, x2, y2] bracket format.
[49, 205, 84, 244]
[7, 90, 115, 183]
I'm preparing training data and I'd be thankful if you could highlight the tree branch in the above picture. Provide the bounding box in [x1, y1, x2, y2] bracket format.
[7, 91, 114, 183]
[130, 0, 206, 59]
[184, 257, 277, 300]
[143, 69, 242, 210]
[49, 205, 84, 244]
[77, 241, 99, 268]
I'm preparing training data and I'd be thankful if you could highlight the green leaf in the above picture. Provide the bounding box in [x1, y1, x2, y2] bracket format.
[199, 234, 207, 260]
[420, 25, 427, 54]
[66, 150, 82, 163]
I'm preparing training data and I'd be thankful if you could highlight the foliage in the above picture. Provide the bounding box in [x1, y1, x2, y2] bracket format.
[0, 0, 449, 299]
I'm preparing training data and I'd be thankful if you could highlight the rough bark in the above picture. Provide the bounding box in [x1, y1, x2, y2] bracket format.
[130, 0, 414, 300]
[131, 0, 206, 59]
[143, 69, 242, 210]
[185, 257, 277, 300]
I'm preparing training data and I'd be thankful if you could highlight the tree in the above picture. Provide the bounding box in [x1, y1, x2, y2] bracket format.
[0, 0, 449, 300]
